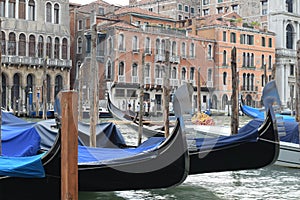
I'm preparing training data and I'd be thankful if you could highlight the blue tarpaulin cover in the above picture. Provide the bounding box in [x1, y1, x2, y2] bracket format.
[241, 105, 295, 122]
[239, 118, 299, 144]
[193, 128, 258, 151]
[0, 153, 45, 178]
[78, 137, 165, 164]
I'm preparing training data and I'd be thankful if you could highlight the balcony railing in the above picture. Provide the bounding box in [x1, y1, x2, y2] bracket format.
[132, 76, 139, 83]
[155, 54, 166, 62]
[143, 25, 186, 36]
[1, 55, 72, 68]
[144, 77, 151, 84]
[170, 55, 180, 64]
[118, 75, 125, 82]
[155, 78, 163, 86]
[276, 48, 297, 58]
[170, 79, 179, 87]
[207, 81, 213, 88]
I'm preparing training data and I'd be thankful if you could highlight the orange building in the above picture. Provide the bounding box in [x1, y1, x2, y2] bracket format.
[185, 12, 276, 109]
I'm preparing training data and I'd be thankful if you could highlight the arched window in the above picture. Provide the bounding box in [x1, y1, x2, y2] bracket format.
[155, 39, 160, 54]
[181, 42, 186, 57]
[46, 2, 52, 23]
[54, 37, 59, 59]
[132, 36, 138, 51]
[46, 36, 52, 57]
[1, 31, 6, 54]
[286, 24, 294, 49]
[19, 33, 26, 56]
[11, 73, 21, 108]
[247, 74, 250, 90]
[178, 4, 182, 10]
[155, 65, 160, 78]
[26, 74, 34, 107]
[190, 42, 195, 58]
[132, 63, 138, 77]
[223, 50, 227, 65]
[261, 74, 265, 87]
[108, 37, 113, 54]
[261, 54, 265, 67]
[286, 0, 293, 13]
[106, 61, 112, 79]
[251, 53, 254, 67]
[247, 53, 250, 67]
[190, 67, 195, 80]
[250, 74, 254, 91]
[8, 0, 16, 18]
[242, 52, 246, 67]
[38, 36, 44, 58]
[29, 35, 35, 57]
[207, 44, 212, 59]
[223, 72, 227, 85]
[171, 67, 177, 79]
[145, 37, 151, 53]
[8, 32, 16, 55]
[54, 3, 59, 24]
[118, 34, 124, 51]
[28, 0, 35, 21]
[19, 0, 26, 19]
[62, 38, 68, 59]
[243, 73, 246, 90]
[0, 0, 6, 17]
[172, 41, 177, 56]
[268, 55, 272, 69]
[118, 62, 124, 76]
[161, 39, 166, 55]
[77, 37, 82, 54]
[208, 68, 212, 81]
[2, 73, 7, 108]
[145, 63, 150, 78]
[181, 68, 186, 80]
[55, 75, 63, 97]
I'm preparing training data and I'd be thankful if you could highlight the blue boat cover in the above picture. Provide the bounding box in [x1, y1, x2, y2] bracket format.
[1, 111, 28, 125]
[2, 124, 41, 157]
[0, 153, 45, 178]
[239, 118, 299, 144]
[78, 137, 165, 164]
[193, 128, 258, 151]
[241, 105, 295, 122]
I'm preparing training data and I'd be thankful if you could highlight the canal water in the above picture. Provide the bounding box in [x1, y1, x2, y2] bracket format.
[78, 115, 300, 200]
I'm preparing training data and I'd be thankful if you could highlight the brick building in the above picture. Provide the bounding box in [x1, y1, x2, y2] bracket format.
[182, 12, 276, 109]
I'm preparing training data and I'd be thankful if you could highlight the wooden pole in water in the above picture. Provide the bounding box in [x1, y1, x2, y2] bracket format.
[42, 57, 47, 120]
[61, 91, 78, 200]
[89, 15, 98, 147]
[295, 40, 300, 122]
[78, 63, 83, 121]
[231, 47, 239, 135]
[197, 67, 201, 113]
[163, 39, 171, 138]
[137, 53, 145, 145]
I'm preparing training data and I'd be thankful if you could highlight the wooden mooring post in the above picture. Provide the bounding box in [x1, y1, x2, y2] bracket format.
[231, 47, 239, 135]
[163, 39, 171, 138]
[61, 91, 78, 200]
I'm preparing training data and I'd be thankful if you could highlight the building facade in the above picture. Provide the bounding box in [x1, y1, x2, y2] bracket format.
[0, 0, 71, 114]
[188, 12, 276, 109]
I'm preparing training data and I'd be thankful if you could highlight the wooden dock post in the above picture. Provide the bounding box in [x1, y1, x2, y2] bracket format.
[231, 47, 239, 135]
[61, 91, 78, 200]
[163, 39, 171, 138]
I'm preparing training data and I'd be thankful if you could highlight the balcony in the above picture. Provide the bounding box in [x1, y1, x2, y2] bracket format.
[276, 48, 296, 58]
[155, 54, 166, 62]
[1, 55, 72, 68]
[132, 76, 139, 83]
[207, 81, 213, 88]
[155, 78, 163, 86]
[145, 48, 152, 55]
[118, 75, 125, 83]
[170, 79, 179, 87]
[170, 55, 180, 64]
[144, 77, 151, 84]
[143, 25, 186, 37]
[133, 49, 140, 54]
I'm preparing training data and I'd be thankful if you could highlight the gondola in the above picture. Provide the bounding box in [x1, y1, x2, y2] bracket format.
[0, 119, 61, 200]
[0, 108, 189, 193]
[188, 109, 279, 174]
[78, 117, 189, 191]
[108, 83, 280, 174]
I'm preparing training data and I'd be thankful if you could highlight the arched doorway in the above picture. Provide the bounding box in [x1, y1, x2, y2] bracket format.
[246, 94, 252, 106]
[222, 94, 229, 110]
[212, 94, 218, 109]
[2, 73, 7, 109]
[55, 75, 63, 98]
[11, 73, 21, 109]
